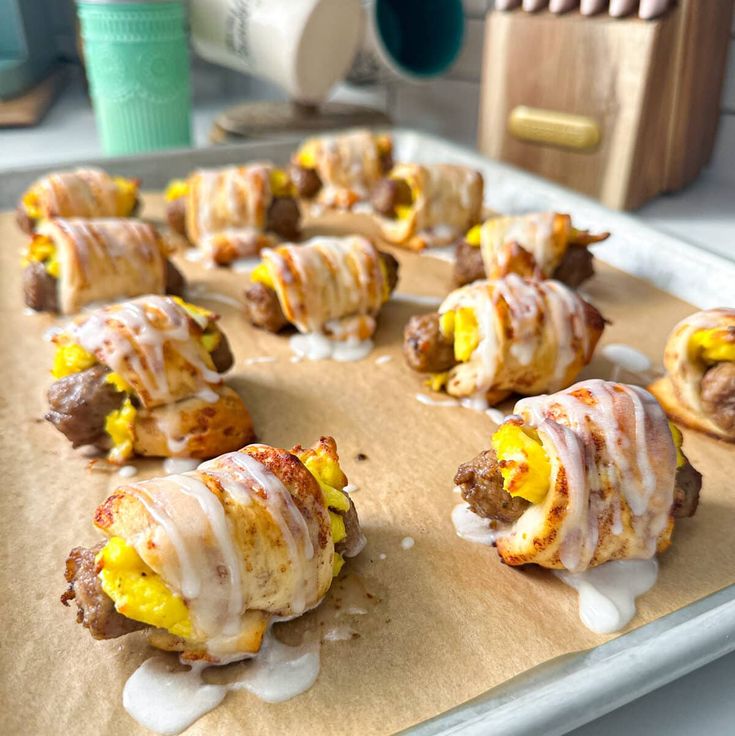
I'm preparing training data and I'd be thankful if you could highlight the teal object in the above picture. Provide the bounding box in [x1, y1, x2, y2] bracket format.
[376, 0, 464, 78]
[77, 0, 192, 156]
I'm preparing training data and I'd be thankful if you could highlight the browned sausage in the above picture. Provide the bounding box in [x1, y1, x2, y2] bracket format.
[403, 313, 457, 374]
[289, 164, 322, 199]
[700, 361, 735, 434]
[16, 204, 34, 235]
[23, 262, 59, 312]
[379, 250, 400, 293]
[267, 197, 301, 240]
[166, 196, 187, 237]
[370, 177, 413, 218]
[164, 259, 186, 297]
[673, 459, 701, 518]
[243, 282, 289, 333]
[210, 331, 234, 373]
[551, 245, 594, 288]
[453, 238, 485, 286]
[454, 449, 530, 523]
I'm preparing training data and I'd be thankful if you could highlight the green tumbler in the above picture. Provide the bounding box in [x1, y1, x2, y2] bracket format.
[77, 0, 192, 156]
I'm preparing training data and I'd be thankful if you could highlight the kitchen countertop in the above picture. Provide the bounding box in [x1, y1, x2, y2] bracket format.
[1, 66, 733, 736]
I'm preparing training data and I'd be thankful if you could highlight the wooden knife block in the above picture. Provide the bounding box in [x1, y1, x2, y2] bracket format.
[478, 3, 734, 210]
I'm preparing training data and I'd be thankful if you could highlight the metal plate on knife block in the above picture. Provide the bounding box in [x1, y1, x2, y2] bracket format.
[478, 4, 734, 210]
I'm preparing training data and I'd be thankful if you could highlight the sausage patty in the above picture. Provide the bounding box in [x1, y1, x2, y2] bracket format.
[61, 543, 145, 640]
[46, 365, 126, 448]
[335, 495, 365, 558]
[165, 259, 186, 297]
[403, 313, 457, 374]
[266, 197, 301, 240]
[209, 330, 234, 373]
[289, 164, 322, 199]
[700, 361, 735, 434]
[23, 262, 58, 312]
[166, 196, 187, 237]
[370, 178, 413, 218]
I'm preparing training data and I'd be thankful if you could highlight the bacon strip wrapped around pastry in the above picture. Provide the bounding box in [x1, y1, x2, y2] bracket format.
[289, 129, 393, 209]
[245, 235, 399, 341]
[17, 168, 140, 233]
[21, 218, 185, 314]
[650, 308, 735, 442]
[46, 295, 254, 463]
[453, 212, 609, 287]
[454, 380, 701, 570]
[61, 437, 365, 663]
[371, 163, 483, 250]
[165, 163, 301, 265]
[404, 274, 604, 405]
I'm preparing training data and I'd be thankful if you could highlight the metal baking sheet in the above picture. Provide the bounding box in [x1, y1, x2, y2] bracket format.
[2, 129, 734, 736]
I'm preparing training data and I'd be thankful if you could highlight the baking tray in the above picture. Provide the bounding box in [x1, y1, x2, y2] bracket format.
[2, 129, 734, 736]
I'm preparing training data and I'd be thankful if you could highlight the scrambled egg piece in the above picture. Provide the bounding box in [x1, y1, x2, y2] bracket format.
[52, 342, 97, 379]
[269, 168, 295, 198]
[465, 224, 482, 247]
[105, 397, 137, 463]
[250, 262, 274, 288]
[669, 422, 686, 469]
[165, 179, 189, 202]
[440, 308, 479, 363]
[297, 141, 318, 169]
[106, 372, 133, 394]
[22, 188, 42, 219]
[22, 234, 60, 277]
[690, 327, 735, 363]
[426, 372, 448, 392]
[491, 423, 551, 504]
[297, 444, 352, 576]
[114, 177, 138, 215]
[97, 536, 192, 638]
[391, 175, 416, 221]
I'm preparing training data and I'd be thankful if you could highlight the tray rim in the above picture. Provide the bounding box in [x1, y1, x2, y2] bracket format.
[2, 127, 734, 736]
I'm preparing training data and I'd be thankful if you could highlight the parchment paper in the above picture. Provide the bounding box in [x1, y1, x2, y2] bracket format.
[1, 195, 734, 736]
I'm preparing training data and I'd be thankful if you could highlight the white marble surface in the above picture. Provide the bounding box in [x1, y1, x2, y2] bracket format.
[1, 64, 734, 736]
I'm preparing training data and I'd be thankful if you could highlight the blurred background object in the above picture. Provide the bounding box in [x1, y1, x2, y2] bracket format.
[77, 0, 192, 155]
[479, 1, 735, 209]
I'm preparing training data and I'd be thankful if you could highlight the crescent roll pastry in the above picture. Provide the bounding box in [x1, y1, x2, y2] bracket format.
[17, 168, 139, 233]
[403, 274, 604, 405]
[453, 212, 609, 287]
[649, 308, 735, 442]
[45, 295, 254, 463]
[290, 129, 393, 209]
[164, 163, 301, 265]
[21, 218, 185, 314]
[245, 235, 400, 340]
[371, 163, 484, 250]
[61, 437, 366, 663]
[454, 380, 701, 570]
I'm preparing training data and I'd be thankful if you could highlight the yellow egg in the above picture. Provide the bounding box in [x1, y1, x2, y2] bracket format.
[330, 511, 346, 544]
[690, 327, 735, 363]
[22, 234, 60, 277]
[22, 188, 42, 219]
[164, 178, 189, 202]
[171, 296, 215, 331]
[297, 142, 317, 168]
[250, 262, 274, 288]
[97, 536, 192, 638]
[669, 422, 686, 469]
[453, 307, 480, 363]
[105, 397, 137, 464]
[465, 224, 482, 247]
[268, 168, 295, 198]
[200, 330, 221, 354]
[52, 342, 97, 379]
[113, 177, 139, 215]
[439, 310, 455, 338]
[491, 423, 551, 504]
[105, 371, 133, 394]
[426, 372, 448, 392]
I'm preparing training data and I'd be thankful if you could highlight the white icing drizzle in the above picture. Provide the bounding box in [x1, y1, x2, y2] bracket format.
[118, 465, 138, 478]
[451, 503, 507, 546]
[415, 393, 459, 407]
[555, 558, 659, 634]
[37, 168, 120, 218]
[400, 536, 415, 550]
[375, 354, 392, 365]
[243, 355, 277, 365]
[163, 458, 199, 475]
[322, 624, 357, 641]
[289, 333, 374, 362]
[601, 343, 652, 374]
[391, 292, 444, 308]
[123, 633, 320, 735]
[378, 553, 387, 560]
[342, 483, 359, 494]
[486, 407, 508, 424]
